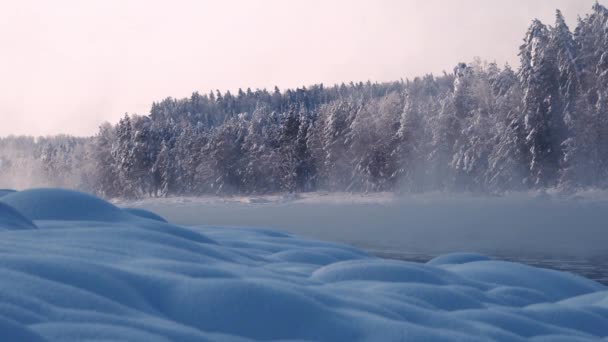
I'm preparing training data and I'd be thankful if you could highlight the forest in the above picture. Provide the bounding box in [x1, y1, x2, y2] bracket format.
[2, 5, 608, 198]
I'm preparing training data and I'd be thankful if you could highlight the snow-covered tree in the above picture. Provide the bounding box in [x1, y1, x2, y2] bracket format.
[487, 65, 528, 191]
[519, 19, 564, 187]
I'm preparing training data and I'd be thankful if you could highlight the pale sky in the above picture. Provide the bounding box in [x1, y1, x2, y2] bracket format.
[0, 0, 603, 136]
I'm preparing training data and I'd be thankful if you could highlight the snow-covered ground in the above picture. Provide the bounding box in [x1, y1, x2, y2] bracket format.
[0, 189, 608, 340]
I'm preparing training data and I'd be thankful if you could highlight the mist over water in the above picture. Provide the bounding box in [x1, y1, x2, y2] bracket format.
[122, 193, 608, 283]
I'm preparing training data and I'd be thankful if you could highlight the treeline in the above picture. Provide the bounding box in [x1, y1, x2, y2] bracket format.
[0, 136, 92, 190]
[2, 5, 608, 198]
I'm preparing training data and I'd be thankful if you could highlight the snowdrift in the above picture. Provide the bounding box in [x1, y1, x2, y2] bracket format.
[123, 207, 169, 223]
[0, 189, 607, 341]
[0, 189, 16, 198]
[0, 201, 38, 230]
[0, 188, 132, 222]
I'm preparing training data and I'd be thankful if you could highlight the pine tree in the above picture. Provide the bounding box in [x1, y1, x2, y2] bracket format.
[519, 19, 564, 187]
[316, 101, 357, 190]
[450, 62, 495, 192]
[277, 109, 302, 193]
[113, 115, 138, 198]
[295, 108, 315, 191]
[428, 95, 459, 190]
[487, 65, 528, 191]
[551, 10, 589, 189]
[92, 129, 114, 196]
[394, 82, 425, 191]
[151, 139, 172, 196]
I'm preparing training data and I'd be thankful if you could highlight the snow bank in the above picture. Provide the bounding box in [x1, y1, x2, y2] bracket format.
[1, 188, 131, 222]
[0, 188, 16, 198]
[123, 207, 169, 222]
[0, 202, 37, 230]
[0, 189, 607, 341]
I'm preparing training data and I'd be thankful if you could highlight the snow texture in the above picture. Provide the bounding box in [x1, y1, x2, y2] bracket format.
[0, 201, 38, 231]
[0, 189, 16, 198]
[0, 188, 607, 341]
[122, 207, 169, 223]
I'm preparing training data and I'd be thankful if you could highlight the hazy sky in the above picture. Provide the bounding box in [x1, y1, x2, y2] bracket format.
[0, 0, 604, 136]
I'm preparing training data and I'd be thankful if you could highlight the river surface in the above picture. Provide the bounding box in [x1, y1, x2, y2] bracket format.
[120, 193, 608, 285]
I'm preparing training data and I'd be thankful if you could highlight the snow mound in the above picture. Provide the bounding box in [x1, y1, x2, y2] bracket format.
[427, 252, 491, 266]
[442, 260, 603, 301]
[122, 207, 168, 222]
[0, 189, 607, 341]
[0, 189, 17, 198]
[0, 202, 38, 230]
[0, 188, 131, 222]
